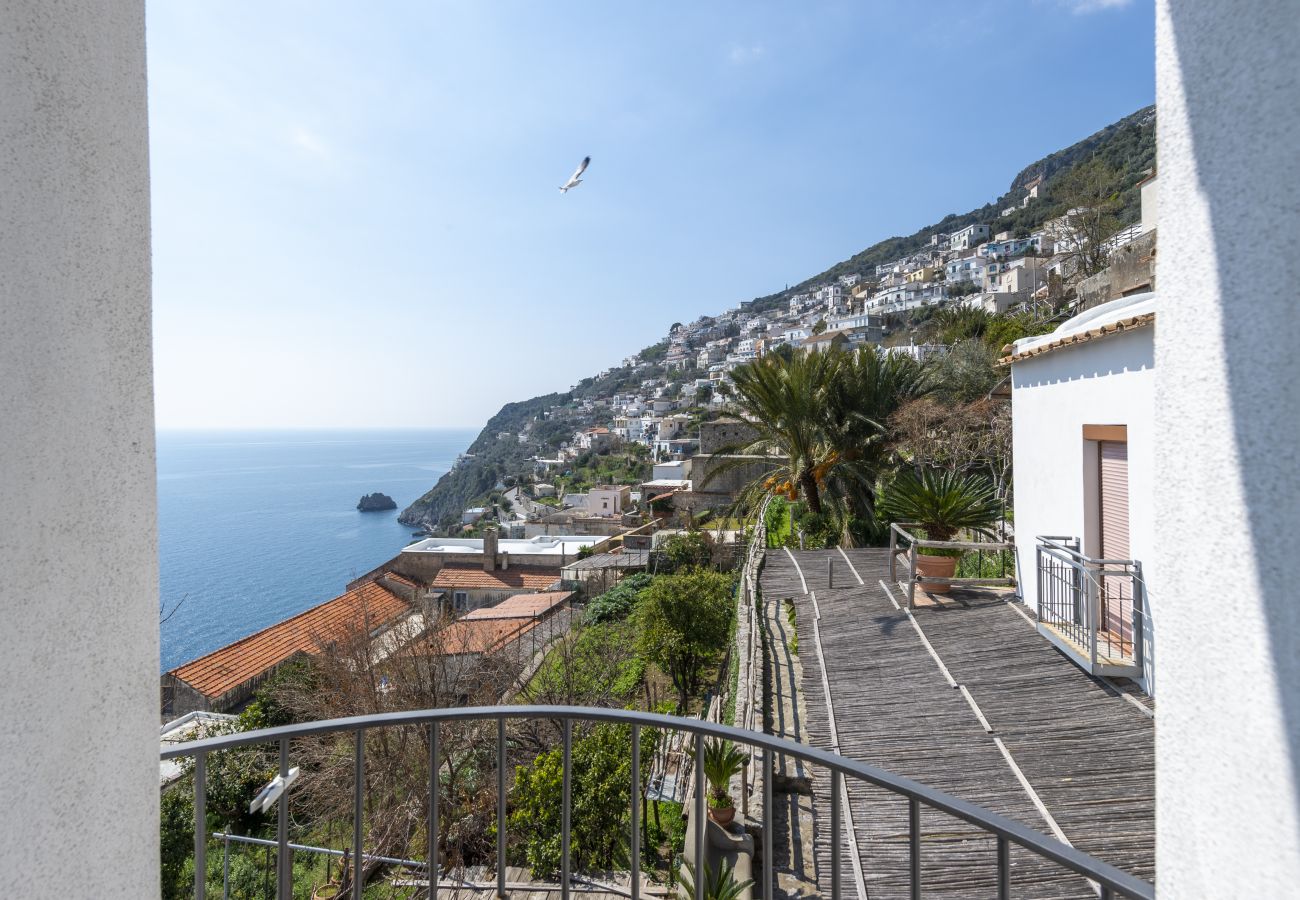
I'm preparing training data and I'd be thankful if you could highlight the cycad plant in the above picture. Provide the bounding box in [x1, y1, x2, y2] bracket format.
[680, 859, 754, 900]
[701, 738, 747, 812]
[878, 468, 1002, 547]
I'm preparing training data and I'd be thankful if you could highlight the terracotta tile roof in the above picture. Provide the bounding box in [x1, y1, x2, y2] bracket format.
[167, 580, 411, 700]
[462, 591, 572, 620]
[998, 312, 1155, 365]
[380, 572, 420, 588]
[430, 564, 561, 591]
[431, 617, 539, 656]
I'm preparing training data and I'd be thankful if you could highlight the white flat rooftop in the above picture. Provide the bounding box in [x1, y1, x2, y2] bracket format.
[403, 535, 599, 556]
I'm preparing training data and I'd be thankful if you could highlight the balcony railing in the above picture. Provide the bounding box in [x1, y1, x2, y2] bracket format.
[889, 523, 1016, 607]
[1036, 536, 1145, 677]
[162, 705, 1154, 900]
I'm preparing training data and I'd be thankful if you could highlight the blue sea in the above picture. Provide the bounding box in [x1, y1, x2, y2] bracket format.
[157, 429, 475, 672]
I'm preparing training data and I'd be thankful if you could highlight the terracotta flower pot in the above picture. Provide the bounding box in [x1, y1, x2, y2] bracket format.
[915, 553, 958, 593]
[709, 804, 736, 826]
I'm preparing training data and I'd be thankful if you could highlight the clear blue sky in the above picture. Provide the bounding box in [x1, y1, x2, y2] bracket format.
[147, 0, 1154, 429]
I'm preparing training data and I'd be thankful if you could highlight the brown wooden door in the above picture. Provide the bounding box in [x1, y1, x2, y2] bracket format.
[1099, 441, 1132, 653]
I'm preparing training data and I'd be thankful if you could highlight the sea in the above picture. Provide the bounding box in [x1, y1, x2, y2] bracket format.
[157, 429, 476, 672]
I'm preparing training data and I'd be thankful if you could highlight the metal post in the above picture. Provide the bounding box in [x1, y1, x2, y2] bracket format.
[194, 752, 207, 900]
[889, 527, 897, 581]
[352, 730, 364, 900]
[694, 736, 706, 900]
[222, 834, 230, 900]
[827, 557, 834, 590]
[1133, 562, 1146, 669]
[908, 545, 918, 609]
[277, 738, 291, 900]
[908, 798, 920, 900]
[497, 718, 507, 899]
[830, 771, 842, 900]
[763, 748, 774, 900]
[631, 725, 641, 900]
[1088, 568, 1100, 668]
[562, 719, 572, 900]
[997, 835, 1010, 900]
[429, 721, 439, 900]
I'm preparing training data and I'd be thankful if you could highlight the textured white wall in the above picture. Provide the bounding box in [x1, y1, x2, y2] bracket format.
[1155, 1, 1300, 894]
[0, 2, 158, 896]
[1010, 327, 1158, 694]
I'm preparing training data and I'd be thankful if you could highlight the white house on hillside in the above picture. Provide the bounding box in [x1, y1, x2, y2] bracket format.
[1008, 292, 1158, 696]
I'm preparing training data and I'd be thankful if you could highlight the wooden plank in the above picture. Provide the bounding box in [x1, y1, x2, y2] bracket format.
[760, 548, 1155, 899]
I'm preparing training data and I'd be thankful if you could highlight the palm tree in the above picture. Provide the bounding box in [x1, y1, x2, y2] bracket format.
[703, 347, 934, 538]
[820, 348, 933, 524]
[700, 349, 841, 515]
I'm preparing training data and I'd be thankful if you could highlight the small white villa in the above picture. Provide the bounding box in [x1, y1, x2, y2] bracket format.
[1007, 292, 1158, 696]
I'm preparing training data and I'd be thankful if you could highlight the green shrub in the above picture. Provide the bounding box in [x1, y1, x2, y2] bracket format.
[659, 531, 712, 572]
[584, 573, 653, 625]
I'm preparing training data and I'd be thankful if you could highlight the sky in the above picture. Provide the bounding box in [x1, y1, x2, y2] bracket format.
[147, 0, 1155, 430]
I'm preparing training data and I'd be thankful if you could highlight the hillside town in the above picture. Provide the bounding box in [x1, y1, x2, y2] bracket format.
[444, 168, 1159, 543]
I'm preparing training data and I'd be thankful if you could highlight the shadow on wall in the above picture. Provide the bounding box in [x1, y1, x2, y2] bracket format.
[1168, 3, 1300, 814]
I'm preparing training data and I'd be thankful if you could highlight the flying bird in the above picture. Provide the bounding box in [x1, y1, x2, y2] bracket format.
[559, 156, 590, 193]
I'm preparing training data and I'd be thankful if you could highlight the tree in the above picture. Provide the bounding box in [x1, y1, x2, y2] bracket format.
[1046, 157, 1126, 279]
[819, 348, 933, 528]
[508, 723, 656, 877]
[706, 347, 931, 542]
[265, 603, 536, 888]
[704, 349, 840, 516]
[636, 570, 734, 711]
[933, 340, 1000, 404]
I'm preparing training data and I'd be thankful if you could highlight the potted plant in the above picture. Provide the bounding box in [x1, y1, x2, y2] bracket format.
[702, 737, 747, 825]
[879, 469, 1002, 592]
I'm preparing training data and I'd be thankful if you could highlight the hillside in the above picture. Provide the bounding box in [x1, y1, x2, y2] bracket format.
[746, 105, 1155, 315]
[399, 105, 1156, 532]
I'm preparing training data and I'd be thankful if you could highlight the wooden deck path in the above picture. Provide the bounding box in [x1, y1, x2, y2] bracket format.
[760, 548, 1154, 899]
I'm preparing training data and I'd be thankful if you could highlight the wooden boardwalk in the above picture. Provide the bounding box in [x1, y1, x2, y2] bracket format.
[760, 548, 1154, 899]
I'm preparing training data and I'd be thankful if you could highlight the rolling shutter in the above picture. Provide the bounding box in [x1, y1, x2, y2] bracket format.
[1099, 440, 1132, 649]
[1099, 441, 1130, 560]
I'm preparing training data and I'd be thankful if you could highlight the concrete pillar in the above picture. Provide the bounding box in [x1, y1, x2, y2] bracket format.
[1155, 2, 1300, 894]
[0, 2, 157, 897]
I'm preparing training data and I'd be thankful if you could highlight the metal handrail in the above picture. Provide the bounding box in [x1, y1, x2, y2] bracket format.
[165, 704, 1153, 900]
[1037, 535, 1136, 568]
[889, 522, 1016, 608]
[1035, 536, 1145, 672]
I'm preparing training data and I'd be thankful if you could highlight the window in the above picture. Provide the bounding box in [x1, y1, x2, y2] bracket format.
[454, 590, 468, 610]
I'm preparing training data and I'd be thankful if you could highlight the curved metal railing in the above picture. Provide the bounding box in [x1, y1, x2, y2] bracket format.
[163, 704, 1154, 900]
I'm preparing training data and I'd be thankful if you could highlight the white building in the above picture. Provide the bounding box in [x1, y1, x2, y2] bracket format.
[1008, 292, 1157, 695]
[945, 254, 987, 286]
[949, 223, 992, 251]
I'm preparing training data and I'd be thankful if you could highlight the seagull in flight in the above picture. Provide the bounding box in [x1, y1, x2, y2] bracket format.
[559, 156, 590, 193]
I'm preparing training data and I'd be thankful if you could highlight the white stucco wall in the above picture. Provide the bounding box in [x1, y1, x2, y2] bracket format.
[1155, 1, 1300, 894]
[1010, 324, 1157, 695]
[0, 2, 158, 896]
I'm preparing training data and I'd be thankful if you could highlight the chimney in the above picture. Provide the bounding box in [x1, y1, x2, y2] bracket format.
[483, 527, 499, 572]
